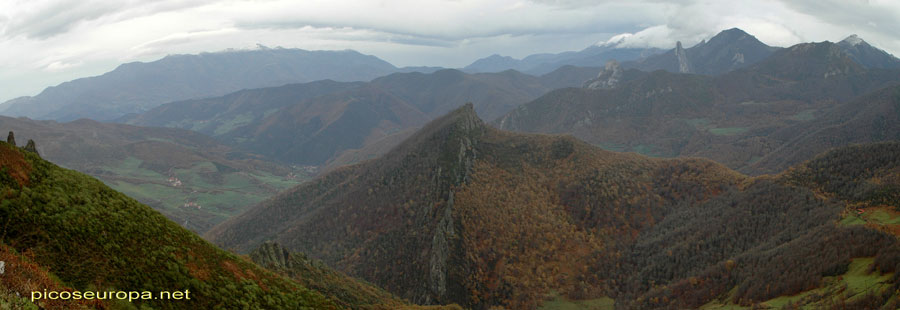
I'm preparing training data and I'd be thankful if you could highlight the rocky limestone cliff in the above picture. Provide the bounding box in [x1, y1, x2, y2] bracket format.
[675, 41, 693, 73]
[583, 60, 624, 89]
[23, 139, 38, 156]
[424, 103, 480, 304]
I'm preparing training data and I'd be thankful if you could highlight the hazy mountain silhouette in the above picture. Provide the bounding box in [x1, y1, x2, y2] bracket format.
[0, 48, 402, 121]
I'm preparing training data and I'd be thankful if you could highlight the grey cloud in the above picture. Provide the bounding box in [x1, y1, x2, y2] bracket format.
[234, 15, 645, 47]
[779, 0, 900, 37]
[4, 0, 125, 39]
[1, 0, 214, 40]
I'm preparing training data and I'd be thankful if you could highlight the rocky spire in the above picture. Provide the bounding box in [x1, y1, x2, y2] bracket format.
[6, 131, 15, 146]
[675, 41, 693, 73]
[24, 139, 38, 155]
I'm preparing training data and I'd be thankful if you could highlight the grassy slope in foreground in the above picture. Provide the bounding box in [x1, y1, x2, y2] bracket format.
[0, 140, 338, 309]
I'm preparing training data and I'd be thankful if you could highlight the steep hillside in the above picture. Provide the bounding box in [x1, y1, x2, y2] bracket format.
[0, 48, 399, 121]
[0, 117, 304, 232]
[0, 140, 341, 309]
[641, 142, 900, 310]
[716, 41, 900, 103]
[250, 242, 464, 310]
[748, 83, 900, 174]
[208, 105, 745, 309]
[837, 35, 900, 69]
[210, 106, 900, 309]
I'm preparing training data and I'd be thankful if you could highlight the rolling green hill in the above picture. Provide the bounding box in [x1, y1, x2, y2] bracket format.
[0, 139, 339, 309]
[0, 116, 306, 232]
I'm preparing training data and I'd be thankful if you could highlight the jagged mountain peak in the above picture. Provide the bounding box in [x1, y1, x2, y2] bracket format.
[840, 34, 865, 46]
[424, 102, 484, 137]
[387, 103, 485, 161]
[413, 102, 482, 133]
[624, 28, 776, 75]
[674, 41, 693, 73]
[836, 34, 900, 69]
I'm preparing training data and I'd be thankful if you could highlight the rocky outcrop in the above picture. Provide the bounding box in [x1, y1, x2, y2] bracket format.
[249, 241, 293, 270]
[24, 139, 38, 155]
[675, 41, 693, 73]
[428, 191, 457, 303]
[583, 60, 624, 89]
[427, 103, 479, 303]
[6, 131, 14, 146]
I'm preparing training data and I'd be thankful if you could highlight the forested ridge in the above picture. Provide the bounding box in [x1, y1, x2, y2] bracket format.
[209, 105, 900, 310]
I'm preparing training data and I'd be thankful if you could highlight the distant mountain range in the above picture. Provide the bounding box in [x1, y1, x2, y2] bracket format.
[467, 28, 900, 77]
[0, 47, 436, 121]
[497, 39, 900, 175]
[622, 28, 780, 75]
[3, 28, 898, 126]
[124, 68, 593, 166]
[208, 104, 900, 309]
[463, 43, 661, 75]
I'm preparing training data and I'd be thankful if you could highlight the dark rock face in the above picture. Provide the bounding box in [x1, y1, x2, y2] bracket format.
[6, 131, 14, 146]
[24, 139, 38, 155]
[249, 241, 294, 270]
[675, 41, 693, 73]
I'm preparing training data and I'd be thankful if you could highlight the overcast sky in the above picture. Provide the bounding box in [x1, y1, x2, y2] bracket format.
[1, 0, 899, 103]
